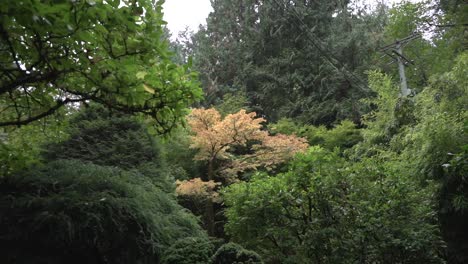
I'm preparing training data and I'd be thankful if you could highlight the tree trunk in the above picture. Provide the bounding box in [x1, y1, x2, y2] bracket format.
[205, 198, 215, 236]
[205, 158, 215, 236]
[207, 159, 214, 181]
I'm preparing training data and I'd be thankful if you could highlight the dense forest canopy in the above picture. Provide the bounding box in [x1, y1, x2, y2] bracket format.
[0, 0, 467, 263]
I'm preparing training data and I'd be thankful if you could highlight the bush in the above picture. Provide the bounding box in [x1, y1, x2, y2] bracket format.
[224, 147, 444, 263]
[161, 237, 214, 264]
[44, 105, 163, 170]
[270, 118, 362, 150]
[0, 160, 206, 264]
[212, 243, 263, 264]
[43, 105, 174, 192]
[321, 120, 363, 150]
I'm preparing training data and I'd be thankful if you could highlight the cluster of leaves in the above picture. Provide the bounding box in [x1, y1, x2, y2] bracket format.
[215, 91, 251, 117]
[395, 52, 468, 263]
[43, 105, 163, 170]
[0, 118, 68, 177]
[188, 108, 266, 170]
[161, 238, 262, 264]
[178, 107, 308, 237]
[176, 178, 221, 203]
[212, 243, 263, 264]
[0, 0, 202, 132]
[270, 118, 363, 150]
[224, 147, 444, 263]
[159, 125, 205, 181]
[161, 237, 215, 264]
[187, 108, 308, 181]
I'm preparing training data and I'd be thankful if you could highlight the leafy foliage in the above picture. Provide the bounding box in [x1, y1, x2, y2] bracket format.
[212, 242, 263, 264]
[1, 1, 466, 262]
[187, 108, 308, 180]
[0, 118, 68, 177]
[0, 159, 205, 264]
[183, 107, 308, 236]
[270, 118, 362, 150]
[0, 0, 202, 131]
[161, 237, 215, 264]
[350, 51, 468, 263]
[397, 52, 468, 263]
[188, 108, 265, 169]
[176, 178, 221, 203]
[224, 147, 444, 263]
[44, 105, 163, 170]
[160, 125, 205, 181]
[215, 91, 251, 117]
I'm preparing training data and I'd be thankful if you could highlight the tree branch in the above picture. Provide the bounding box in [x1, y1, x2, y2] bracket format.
[0, 67, 69, 95]
[0, 97, 85, 127]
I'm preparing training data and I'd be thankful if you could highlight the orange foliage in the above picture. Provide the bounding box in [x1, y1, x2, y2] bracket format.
[188, 108, 309, 179]
[182, 109, 308, 232]
[188, 108, 267, 161]
[176, 178, 221, 202]
[254, 133, 309, 168]
[222, 134, 308, 177]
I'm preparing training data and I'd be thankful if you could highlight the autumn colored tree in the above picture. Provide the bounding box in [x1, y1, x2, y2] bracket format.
[179, 108, 308, 235]
[188, 108, 266, 181]
[187, 108, 308, 181]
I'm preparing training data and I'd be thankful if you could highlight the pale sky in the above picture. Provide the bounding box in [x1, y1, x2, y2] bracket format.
[163, 0, 213, 38]
[163, 0, 423, 39]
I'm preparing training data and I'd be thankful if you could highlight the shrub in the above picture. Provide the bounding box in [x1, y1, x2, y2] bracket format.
[270, 118, 362, 150]
[224, 147, 444, 263]
[161, 237, 214, 264]
[0, 160, 205, 264]
[212, 242, 263, 264]
[43, 105, 163, 170]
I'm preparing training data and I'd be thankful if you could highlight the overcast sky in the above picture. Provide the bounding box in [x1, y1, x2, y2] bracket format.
[163, 0, 423, 39]
[163, 0, 213, 38]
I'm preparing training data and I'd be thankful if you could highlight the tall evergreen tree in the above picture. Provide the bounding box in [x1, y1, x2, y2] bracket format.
[191, 0, 387, 125]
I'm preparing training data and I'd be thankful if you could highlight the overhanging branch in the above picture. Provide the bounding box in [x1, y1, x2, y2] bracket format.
[0, 97, 85, 127]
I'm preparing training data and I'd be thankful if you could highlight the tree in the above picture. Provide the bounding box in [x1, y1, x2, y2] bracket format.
[190, 0, 388, 125]
[224, 147, 444, 263]
[396, 53, 468, 263]
[43, 104, 163, 170]
[187, 108, 308, 181]
[0, 0, 201, 132]
[0, 104, 210, 263]
[188, 108, 265, 181]
[179, 108, 308, 236]
[349, 44, 467, 262]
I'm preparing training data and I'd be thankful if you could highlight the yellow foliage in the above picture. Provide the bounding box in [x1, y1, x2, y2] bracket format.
[188, 108, 309, 178]
[188, 108, 267, 161]
[254, 133, 309, 168]
[176, 178, 221, 202]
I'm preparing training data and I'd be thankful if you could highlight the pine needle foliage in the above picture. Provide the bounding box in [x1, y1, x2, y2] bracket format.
[43, 105, 162, 170]
[0, 159, 205, 264]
